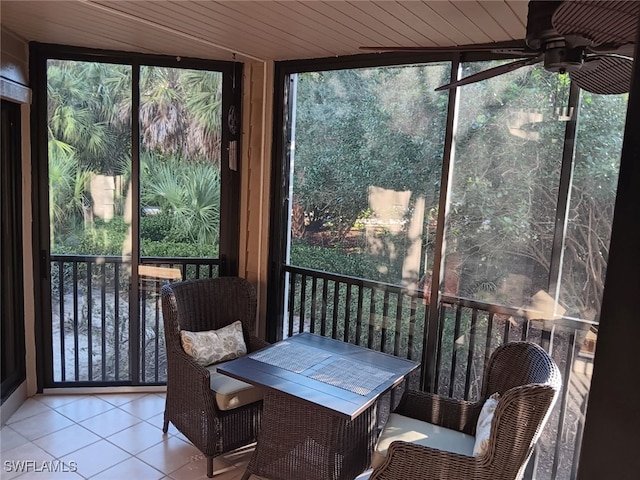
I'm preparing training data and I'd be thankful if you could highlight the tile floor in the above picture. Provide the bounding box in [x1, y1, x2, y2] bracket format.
[0, 392, 266, 480]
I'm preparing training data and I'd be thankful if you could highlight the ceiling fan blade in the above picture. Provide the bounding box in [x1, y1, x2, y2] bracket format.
[570, 55, 634, 95]
[359, 39, 534, 55]
[552, 0, 640, 46]
[587, 42, 636, 56]
[434, 55, 544, 91]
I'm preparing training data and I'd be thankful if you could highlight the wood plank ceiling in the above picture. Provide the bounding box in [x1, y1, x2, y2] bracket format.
[0, 1, 529, 62]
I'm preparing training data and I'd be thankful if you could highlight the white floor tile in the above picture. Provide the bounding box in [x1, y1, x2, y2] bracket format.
[96, 392, 152, 407]
[1, 442, 56, 480]
[14, 463, 84, 479]
[4, 394, 256, 480]
[90, 456, 165, 480]
[173, 431, 191, 444]
[5, 398, 53, 424]
[55, 397, 116, 422]
[34, 394, 91, 409]
[0, 425, 30, 452]
[79, 408, 142, 437]
[59, 439, 130, 478]
[33, 424, 101, 457]
[136, 435, 203, 475]
[146, 413, 176, 434]
[221, 445, 255, 468]
[169, 455, 235, 480]
[118, 394, 166, 420]
[106, 421, 164, 455]
[7, 409, 75, 441]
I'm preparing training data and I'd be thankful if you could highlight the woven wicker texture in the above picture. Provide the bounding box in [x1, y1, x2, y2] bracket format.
[161, 277, 268, 478]
[249, 341, 332, 373]
[308, 358, 394, 396]
[370, 341, 562, 480]
[245, 391, 376, 480]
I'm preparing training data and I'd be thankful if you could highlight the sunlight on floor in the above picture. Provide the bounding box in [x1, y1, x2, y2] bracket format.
[1, 392, 267, 479]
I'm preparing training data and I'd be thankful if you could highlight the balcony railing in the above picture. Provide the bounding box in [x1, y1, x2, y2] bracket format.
[49, 256, 593, 479]
[49, 254, 222, 386]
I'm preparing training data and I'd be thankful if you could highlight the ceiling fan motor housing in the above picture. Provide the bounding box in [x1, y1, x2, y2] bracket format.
[527, 1, 587, 74]
[543, 45, 584, 73]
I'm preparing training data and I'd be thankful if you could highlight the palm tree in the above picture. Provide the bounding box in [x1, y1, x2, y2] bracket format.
[141, 154, 220, 246]
[48, 140, 92, 249]
[181, 69, 223, 161]
[139, 66, 223, 162]
[48, 61, 224, 252]
[47, 60, 131, 175]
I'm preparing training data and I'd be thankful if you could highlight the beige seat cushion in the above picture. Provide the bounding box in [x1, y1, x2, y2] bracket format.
[354, 468, 373, 480]
[206, 362, 263, 411]
[372, 413, 475, 468]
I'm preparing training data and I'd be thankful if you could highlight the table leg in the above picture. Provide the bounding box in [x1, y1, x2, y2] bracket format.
[245, 391, 376, 480]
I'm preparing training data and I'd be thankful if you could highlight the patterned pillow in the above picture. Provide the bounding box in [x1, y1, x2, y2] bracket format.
[180, 321, 247, 366]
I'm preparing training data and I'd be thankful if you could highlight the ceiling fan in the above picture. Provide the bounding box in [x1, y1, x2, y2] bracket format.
[360, 1, 639, 95]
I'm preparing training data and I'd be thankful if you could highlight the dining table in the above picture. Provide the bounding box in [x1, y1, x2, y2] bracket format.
[217, 332, 420, 480]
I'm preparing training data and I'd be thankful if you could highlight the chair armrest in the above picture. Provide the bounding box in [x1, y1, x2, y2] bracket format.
[370, 441, 480, 480]
[248, 335, 270, 352]
[167, 346, 212, 400]
[395, 390, 482, 434]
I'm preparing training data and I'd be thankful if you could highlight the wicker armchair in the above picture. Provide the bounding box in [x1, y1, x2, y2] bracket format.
[161, 277, 268, 477]
[370, 341, 561, 480]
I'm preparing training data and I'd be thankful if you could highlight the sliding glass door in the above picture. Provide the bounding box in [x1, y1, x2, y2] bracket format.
[33, 46, 241, 388]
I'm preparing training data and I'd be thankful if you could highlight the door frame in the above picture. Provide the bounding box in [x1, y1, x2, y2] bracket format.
[1, 99, 26, 402]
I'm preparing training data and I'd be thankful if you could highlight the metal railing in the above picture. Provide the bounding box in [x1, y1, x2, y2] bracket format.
[283, 264, 596, 480]
[49, 254, 221, 386]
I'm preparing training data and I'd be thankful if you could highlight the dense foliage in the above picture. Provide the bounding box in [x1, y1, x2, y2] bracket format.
[291, 62, 627, 319]
[294, 65, 449, 240]
[46, 57, 627, 319]
[47, 61, 221, 257]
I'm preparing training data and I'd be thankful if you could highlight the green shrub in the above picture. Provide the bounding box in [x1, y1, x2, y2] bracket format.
[290, 239, 401, 282]
[140, 212, 191, 243]
[52, 214, 216, 259]
[141, 240, 218, 258]
[53, 216, 130, 256]
[140, 213, 173, 242]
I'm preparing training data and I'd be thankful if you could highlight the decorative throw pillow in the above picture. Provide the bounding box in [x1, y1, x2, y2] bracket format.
[473, 392, 501, 457]
[180, 321, 247, 366]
